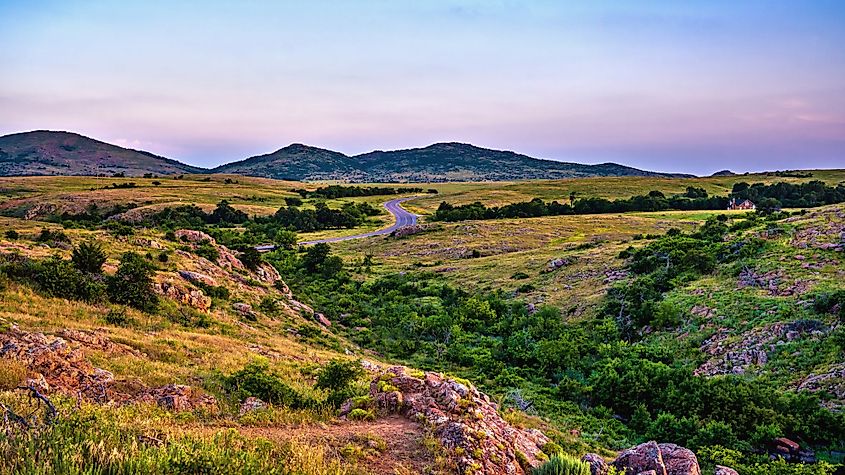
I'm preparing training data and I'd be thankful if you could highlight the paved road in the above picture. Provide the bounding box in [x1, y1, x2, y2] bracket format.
[254, 196, 419, 251]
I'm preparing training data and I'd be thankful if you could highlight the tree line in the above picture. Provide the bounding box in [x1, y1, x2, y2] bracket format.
[431, 181, 845, 222]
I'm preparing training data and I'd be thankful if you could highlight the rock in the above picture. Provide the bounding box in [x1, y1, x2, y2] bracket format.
[544, 257, 573, 272]
[714, 466, 738, 475]
[174, 229, 215, 244]
[155, 281, 212, 311]
[367, 365, 549, 474]
[26, 373, 50, 392]
[255, 263, 282, 285]
[134, 238, 164, 250]
[612, 441, 667, 475]
[611, 442, 701, 475]
[316, 313, 332, 327]
[582, 453, 609, 475]
[0, 327, 215, 411]
[239, 396, 267, 415]
[392, 225, 423, 238]
[659, 443, 700, 475]
[178, 270, 217, 287]
[141, 384, 217, 412]
[216, 247, 245, 271]
[232, 302, 254, 316]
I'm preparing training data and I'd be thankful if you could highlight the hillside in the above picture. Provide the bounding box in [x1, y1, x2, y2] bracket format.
[214, 142, 692, 182]
[0, 175, 843, 473]
[0, 131, 205, 177]
[212, 143, 367, 181]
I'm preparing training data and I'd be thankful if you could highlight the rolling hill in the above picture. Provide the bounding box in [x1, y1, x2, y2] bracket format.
[0, 131, 205, 177]
[0, 131, 693, 181]
[214, 142, 693, 181]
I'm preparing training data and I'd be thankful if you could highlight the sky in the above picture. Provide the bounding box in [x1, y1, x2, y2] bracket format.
[1, 1, 844, 175]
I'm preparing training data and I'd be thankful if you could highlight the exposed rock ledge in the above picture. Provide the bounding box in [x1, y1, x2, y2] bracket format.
[355, 365, 550, 475]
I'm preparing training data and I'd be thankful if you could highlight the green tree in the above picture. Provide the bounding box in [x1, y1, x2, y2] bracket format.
[72, 241, 107, 274]
[107, 252, 158, 312]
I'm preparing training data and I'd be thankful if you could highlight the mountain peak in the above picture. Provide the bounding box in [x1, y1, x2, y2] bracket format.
[0, 130, 203, 177]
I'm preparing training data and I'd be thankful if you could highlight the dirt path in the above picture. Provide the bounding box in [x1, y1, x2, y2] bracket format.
[200, 415, 433, 474]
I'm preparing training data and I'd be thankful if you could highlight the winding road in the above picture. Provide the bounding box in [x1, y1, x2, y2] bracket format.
[254, 196, 419, 251]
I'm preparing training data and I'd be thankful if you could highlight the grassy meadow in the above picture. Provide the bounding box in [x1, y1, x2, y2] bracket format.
[1, 170, 844, 474]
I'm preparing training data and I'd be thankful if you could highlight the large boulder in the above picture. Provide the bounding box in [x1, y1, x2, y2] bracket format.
[611, 442, 701, 475]
[367, 366, 549, 474]
[659, 444, 700, 475]
[612, 441, 667, 475]
[582, 453, 609, 475]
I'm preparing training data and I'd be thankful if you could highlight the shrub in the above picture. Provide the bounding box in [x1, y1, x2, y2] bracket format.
[0, 358, 27, 390]
[107, 252, 158, 312]
[3, 230, 19, 240]
[34, 257, 105, 302]
[813, 290, 845, 319]
[347, 408, 375, 421]
[284, 197, 303, 207]
[104, 306, 130, 326]
[225, 361, 307, 408]
[72, 241, 107, 274]
[194, 242, 220, 262]
[532, 454, 591, 475]
[239, 247, 263, 271]
[36, 228, 70, 244]
[316, 360, 364, 392]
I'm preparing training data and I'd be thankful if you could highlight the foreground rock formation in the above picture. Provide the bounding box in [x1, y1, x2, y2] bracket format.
[355, 365, 550, 475]
[0, 326, 217, 411]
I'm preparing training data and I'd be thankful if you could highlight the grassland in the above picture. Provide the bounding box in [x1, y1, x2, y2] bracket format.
[1, 171, 843, 473]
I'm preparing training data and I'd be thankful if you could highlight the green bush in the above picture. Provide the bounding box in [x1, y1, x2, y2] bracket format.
[3, 230, 19, 240]
[347, 408, 375, 421]
[225, 361, 307, 408]
[106, 252, 158, 312]
[316, 360, 364, 392]
[193, 241, 220, 262]
[532, 454, 591, 475]
[72, 241, 107, 274]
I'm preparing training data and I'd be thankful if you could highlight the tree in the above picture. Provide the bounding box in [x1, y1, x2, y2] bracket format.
[274, 230, 298, 249]
[107, 252, 158, 312]
[239, 247, 263, 271]
[302, 243, 331, 273]
[72, 241, 107, 274]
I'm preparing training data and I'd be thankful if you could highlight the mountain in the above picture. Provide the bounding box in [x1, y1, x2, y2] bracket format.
[211, 143, 367, 181]
[0, 131, 692, 181]
[215, 142, 693, 181]
[0, 131, 204, 177]
[710, 169, 737, 177]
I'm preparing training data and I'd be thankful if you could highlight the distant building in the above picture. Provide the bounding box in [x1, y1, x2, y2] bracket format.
[727, 198, 755, 210]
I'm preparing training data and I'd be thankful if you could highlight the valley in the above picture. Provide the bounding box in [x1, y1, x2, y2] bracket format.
[0, 171, 843, 474]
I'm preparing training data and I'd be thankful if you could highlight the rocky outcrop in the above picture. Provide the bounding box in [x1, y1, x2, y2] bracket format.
[138, 384, 217, 412]
[544, 257, 573, 272]
[610, 441, 701, 475]
[361, 366, 549, 475]
[795, 362, 845, 409]
[582, 453, 609, 475]
[155, 280, 212, 311]
[696, 320, 828, 376]
[178, 270, 217, 286]
[239, 396, 267, 415]
[174, 229, 215, 244]
[0, 327, 217, 412]
[770, 437, 816, 464]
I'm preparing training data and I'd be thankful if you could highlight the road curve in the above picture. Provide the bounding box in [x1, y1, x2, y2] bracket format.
[255, 196, 420, 251]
